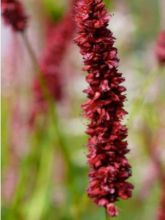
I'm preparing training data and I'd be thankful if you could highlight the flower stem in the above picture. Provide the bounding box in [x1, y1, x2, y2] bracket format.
[105, 210, 110, 220]
[21, 31, 38, 67]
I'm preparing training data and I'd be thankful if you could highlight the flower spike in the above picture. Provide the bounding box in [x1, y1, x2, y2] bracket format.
[74, 0, 134, 216]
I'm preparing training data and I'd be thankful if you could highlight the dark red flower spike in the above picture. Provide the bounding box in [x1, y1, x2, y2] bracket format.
[74, 0, 133, 216]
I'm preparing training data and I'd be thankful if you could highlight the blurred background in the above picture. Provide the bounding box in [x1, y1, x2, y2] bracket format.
[1, 0, 165, 219]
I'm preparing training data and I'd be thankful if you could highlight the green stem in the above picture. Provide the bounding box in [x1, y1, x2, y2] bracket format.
[105, 210, 110, 220]
[25, 135, 55, 220]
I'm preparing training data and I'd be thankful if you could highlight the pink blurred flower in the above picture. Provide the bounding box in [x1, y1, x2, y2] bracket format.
[1, 0, 27, 32]
[74, 0, 133, 216]
[155, 31, 165, 65]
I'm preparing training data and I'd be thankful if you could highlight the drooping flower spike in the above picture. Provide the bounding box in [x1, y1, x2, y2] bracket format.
[74, 0, 133, 216]
[1, 0, 27, 32]
[29, 12, 75, 125]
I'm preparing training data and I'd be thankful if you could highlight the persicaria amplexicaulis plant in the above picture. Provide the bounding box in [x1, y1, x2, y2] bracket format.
[74, 0, 134, 216]
[1, 0, 27, 32]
